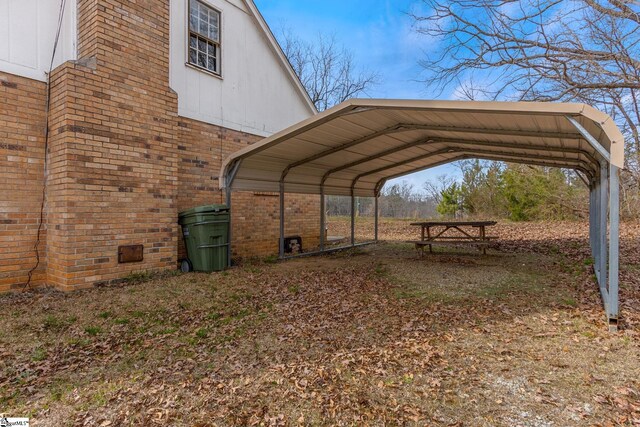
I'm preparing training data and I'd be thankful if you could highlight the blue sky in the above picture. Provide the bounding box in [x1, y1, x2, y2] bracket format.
[254, 0, 461, 193]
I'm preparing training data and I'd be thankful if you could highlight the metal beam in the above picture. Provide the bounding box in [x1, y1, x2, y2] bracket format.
[608, 164, 620, 327]
[433, 137, 600, 169]
[320, 186, 325, 251]
[320, 137, 598, 188]
[394, 123, 584, 140]
[374, 195, 379, 242]
[281, 121, 587, 182]
[575, 170, 590, 188]
[372, 154, 594, 197]
[589, 182, 596, 265]
[279, 181, 285, 259]
[597, 162, 609, 297]
[320, 137, 435, 185]
[465, 154, 595, 179]
[282, 241, 376, 259]
[224, 160, 242, 190]
[351, 147, 595, 190]
[566, 116, 611, 163]
[350, 189, 356, 246]
[224, 160, 242, 268]
[280, 124, 406, 181]
[374, 156, 471, 191]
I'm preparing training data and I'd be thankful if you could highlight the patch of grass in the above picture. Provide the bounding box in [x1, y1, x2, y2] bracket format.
[288, 284, 300, 295]
[263, 255, 279, 264]
[49, 380, 74, 403]
[402, 373, 414, 385]
[394, 286, 458, 304]
[99, 311, 112, 319]
[42, 314, 77, 332]
[42, 315, 60, 329]
[207, 312, 223, 321]
[114, 318, 130, 325]
[0, 391, 19, 407]
[331, 247, 367, 258]
[195, 328, 208, 338]
[229, 291, 252, 303]
[125, 270, 153, 284]
[560, 297, 578, 307]
[31, 347, 47, 362]
[244, 266, 262, 274]
[374, 262, 388, 277]
[583, 258, 594, 266]
[84, 326, 102, 336]
[67, 337, 91, 347]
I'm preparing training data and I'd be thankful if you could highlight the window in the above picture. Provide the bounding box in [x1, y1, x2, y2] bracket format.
[188, 0, 221, 75]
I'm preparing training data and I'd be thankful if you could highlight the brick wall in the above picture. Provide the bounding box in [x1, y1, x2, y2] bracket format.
[0, 72, 48, 292]
[45, 0, 180, 290]
[0, 0, 320, 292]
[176, 117, 320, 260]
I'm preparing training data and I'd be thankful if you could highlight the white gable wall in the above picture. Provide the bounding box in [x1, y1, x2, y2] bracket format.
[0, 0, 77, 82]
[169, 0, 314, 137]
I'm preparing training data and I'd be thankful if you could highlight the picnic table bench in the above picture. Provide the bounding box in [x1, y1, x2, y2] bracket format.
[407, 220, 498, 256]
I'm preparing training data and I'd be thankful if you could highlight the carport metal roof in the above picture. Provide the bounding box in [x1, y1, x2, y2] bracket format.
[219, 99, 624, 329]
[220, 99, 624, 197]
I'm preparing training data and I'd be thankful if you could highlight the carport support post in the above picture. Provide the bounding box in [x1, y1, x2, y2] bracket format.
[593, 172, 601, 284]
[608, 164, 620, 326]
[320, 187, 325, 251]
[224, 160, 241, 268]
[350, 191, 356, 246]
[598, 162, 608, 295]
[226, 188, 232, 267]
[279, 182, 285, 259]
[589, 181, 595, 259]
[374, 194, 379, 242]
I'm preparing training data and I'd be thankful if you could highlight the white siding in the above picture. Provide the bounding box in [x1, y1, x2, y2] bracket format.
[0, 0, 77, 82]
[170, 0, 314, 137]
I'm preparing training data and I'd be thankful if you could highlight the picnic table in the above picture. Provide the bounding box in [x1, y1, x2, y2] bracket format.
[407, 220, 498, 256]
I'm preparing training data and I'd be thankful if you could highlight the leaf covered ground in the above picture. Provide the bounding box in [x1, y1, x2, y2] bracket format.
[1, 220, 640, 426]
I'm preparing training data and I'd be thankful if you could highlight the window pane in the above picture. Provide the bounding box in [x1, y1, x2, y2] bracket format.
[209, 25, 218, 42]
[189, 48, 197, 64]
[189, 35, 197, 48]
[198, 38, 206, 52]
[197, 52, 207, 68]
[199, 19, 208, 36]
[208, 42, 216, 57]
[209, 14, 219, 39]
[200, 8, 207, 21]
[209, 11, 219, 28]
[208, 55, 217, 72]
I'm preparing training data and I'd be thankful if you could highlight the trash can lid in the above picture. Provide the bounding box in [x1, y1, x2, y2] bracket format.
[179, 204, 229, 217]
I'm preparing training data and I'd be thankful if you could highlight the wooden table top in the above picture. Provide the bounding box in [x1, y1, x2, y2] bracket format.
[409, 220, 498, 227]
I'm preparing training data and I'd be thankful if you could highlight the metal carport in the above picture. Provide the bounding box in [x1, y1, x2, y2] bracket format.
[220, 99, 625, 328]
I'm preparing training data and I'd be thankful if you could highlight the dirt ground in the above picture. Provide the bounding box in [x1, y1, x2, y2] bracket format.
[1, 220, 639, 426]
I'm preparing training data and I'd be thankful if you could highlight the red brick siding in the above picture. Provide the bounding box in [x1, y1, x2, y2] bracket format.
[176, 117, 320, 260]
[0, 72, 48, 292]
[0, 0, 320, 292]
[46, 0, 180, 290]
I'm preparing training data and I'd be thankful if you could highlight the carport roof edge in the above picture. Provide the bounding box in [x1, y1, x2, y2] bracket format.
[219, 99, 625, 197]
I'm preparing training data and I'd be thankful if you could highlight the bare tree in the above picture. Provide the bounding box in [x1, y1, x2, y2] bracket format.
[279, 30, 378, 111]
[423, 174, 456, 206]
[412, 0, 640, 181]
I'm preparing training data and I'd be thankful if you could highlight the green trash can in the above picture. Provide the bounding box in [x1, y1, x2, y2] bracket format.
[178, 204, 229, 272]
